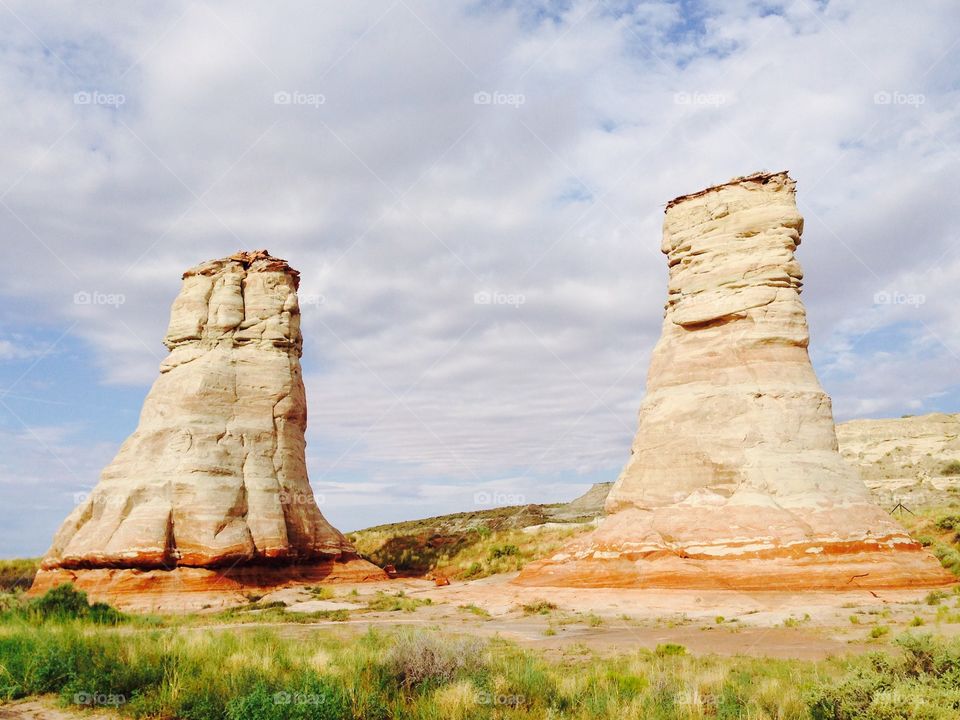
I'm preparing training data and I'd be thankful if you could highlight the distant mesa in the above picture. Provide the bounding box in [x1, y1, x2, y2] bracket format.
[31, 250, 385, 610]
[517, 171, 953, 590]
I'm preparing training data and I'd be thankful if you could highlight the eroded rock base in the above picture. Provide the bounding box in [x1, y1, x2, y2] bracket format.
[30, 556, 386, 612]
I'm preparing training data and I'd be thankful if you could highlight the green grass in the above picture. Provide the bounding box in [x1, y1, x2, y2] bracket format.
[3, 594, 960, 720]
[521, 600, 558, 615]
[0, 558, 39, 591]
[363, 591, 432, 613]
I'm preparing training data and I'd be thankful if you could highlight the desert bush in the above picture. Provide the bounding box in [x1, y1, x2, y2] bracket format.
[521, 599, 557, 615]
[655, 643, 687, 656]
[936, 515, 960, 531]
[941, 460, 960, 476]
[382, 630, 486, 689]
[364, 591, 431, 613]
[0, 559, 38, 591]
[226, 677, 346, 720]
[5, 584, 126, 625]
[487, 544, 519, 560]
[809, 633, 960, 720]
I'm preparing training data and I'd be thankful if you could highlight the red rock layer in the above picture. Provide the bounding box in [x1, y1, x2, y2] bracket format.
[30, 556, 384, 612]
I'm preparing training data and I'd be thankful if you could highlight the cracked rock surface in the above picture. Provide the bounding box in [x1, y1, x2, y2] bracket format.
[518, 172, 951, 590]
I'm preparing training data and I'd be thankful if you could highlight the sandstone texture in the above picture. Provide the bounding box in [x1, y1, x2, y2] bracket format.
[836, 412, 960, 506]
[517, 172, 952, 590]
[32, 250, 384, 608]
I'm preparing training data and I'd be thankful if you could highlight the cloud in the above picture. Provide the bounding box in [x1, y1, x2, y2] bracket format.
[1, 0, 959, 552]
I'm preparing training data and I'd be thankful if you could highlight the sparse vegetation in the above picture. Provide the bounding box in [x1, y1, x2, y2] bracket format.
[364, 590, 432, 613]
[0, 558, 38, 592]
[941, 460, 960, 476]
[347, 510, 593, 580]
[3, 601, 960, 720]
[521, 599, 558, 615]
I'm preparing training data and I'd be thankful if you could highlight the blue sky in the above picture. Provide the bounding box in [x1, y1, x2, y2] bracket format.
[2, 0, 959, 558]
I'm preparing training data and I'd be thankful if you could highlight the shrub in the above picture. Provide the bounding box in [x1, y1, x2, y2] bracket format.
[654, 643, 686, 656]
[0, 559, 39, 591]
[935, 515, 960, 531]
[27, 584, 125, 624]
[365, 591, 431, 613]
[383, 631, 486, 688]
[521, 600, 557, 615]
[488, 544, 519, 560]
[941, 460, 960, 476]
[226, 678, 347, 720]
[869, 625, 890, 639]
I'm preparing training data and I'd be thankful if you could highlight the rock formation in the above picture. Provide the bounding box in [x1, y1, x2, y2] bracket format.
[517, 172, 952, 590]
[837, 412, 960, 506]
[31, 250, 385, 609]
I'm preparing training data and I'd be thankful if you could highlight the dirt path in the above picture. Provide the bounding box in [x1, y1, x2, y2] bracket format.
[0, 699, 114, 720]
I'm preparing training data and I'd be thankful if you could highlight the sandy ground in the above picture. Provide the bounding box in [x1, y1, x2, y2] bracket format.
[250, 572, 960, 660]
[0, 700, 114, 720]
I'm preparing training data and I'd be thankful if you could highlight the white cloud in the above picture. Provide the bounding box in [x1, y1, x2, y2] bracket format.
[1, 0, 959, 548]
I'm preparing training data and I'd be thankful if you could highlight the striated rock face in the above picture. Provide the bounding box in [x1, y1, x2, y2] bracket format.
[517, 172, 951, 590]
[837, 413, 960, 506]
[32, 250, 385, 609]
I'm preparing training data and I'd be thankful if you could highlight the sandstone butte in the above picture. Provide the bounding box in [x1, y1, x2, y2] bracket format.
[31, 250, 385, 610]
[517, 171, 953, 590]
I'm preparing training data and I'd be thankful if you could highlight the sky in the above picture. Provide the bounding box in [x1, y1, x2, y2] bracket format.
[1, 0, 958, 559]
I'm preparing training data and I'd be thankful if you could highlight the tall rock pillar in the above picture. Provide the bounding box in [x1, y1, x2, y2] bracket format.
[32, 251, 385, 609]
[517, 172, 952, 589]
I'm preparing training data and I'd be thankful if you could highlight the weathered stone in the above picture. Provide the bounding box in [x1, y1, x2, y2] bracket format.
[517, 172, 952, 590]
[31, 250, 384, 609]
[837, 412, 960, 507]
